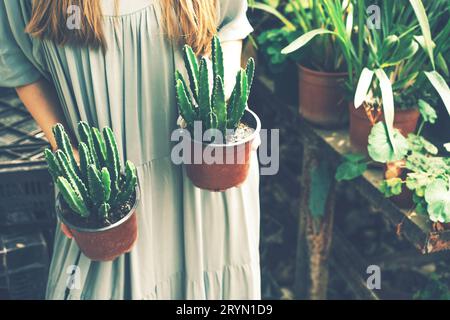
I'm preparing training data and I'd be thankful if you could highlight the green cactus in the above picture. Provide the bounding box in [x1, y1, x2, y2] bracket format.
[78, 121, 100, 169]
[212, 36, 224, 82]
[175, 35, 255, 136]
[246, 58, 255, 93]
[88, 165, 105, 206]
[198, 57, 211, 124]
[46, 122, 138, 221]
[212, 76, 226, 134]
[57, 177, 89, 217]
[92, 127, 107, 168]
[55, 150, 89, 206]
[175, 76, 197, 125]
[101, 167, 111, 202]
[99, 203, 111, 220]
[53, 124, 80, 176]
[116, 161, 137, 205]
[228, 69, 249, 129]
[44, 149, 62, 182]
[183, 45, 200, 103]
[78, 142, 91, 185]
[103, 127, 121, 202]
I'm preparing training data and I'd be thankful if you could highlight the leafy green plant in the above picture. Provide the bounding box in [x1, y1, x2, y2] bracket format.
[353, 0, 449, 152]
[251, 0, 357, 74]
[335, 95, 437, 180]
[254, 0, 449, 153]
[175, 35, 255, 136]
[45, 122, 138, 220]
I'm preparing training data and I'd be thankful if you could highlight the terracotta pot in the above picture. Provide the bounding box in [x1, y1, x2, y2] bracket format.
[185, 109, 261, 192]
[349, 104, 420, 155]
[56, 187, 139, 261]
[384, 160, 414, 209]
[297, 64, 348, 128]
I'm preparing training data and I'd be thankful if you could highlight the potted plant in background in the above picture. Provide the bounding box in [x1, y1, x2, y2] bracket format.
[45, 122, 139, 261]
[175, 36, 261, 191]
[335, 95, 447, 216]
[374, 123, 450, 228]
[351, 0, 449, 155]
[254, 0, 359, 128]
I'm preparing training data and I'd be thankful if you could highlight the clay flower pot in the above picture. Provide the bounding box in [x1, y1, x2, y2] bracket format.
[349, 104, 420, 155]
[384, 160, 414, 209]
[185, 109, 261, 192]
[297, 64, 348, 128]
[56, 187, 139, 261]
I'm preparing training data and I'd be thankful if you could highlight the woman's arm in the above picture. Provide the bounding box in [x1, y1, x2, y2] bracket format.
[15, 78, 70, 151]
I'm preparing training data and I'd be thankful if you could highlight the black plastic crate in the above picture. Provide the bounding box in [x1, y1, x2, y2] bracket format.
[0, 90, 55, 230]
[0, 232, 49, 300]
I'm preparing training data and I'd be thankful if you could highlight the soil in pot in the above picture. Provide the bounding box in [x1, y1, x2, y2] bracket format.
[185, 109, 260, 192]
[297, 64, 348, 128]
[57, 191, 138, 261]
[349, 104, 420, 155]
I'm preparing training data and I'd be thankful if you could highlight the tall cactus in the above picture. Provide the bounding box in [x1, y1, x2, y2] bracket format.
[78, 121, 100, 169]
[116, 161, 137, 205]
[228, 69, 249, 129]
[92, 127, 107, 168]
[53, 124, 79, 176]
[57, 177, 89, 217]
[183, 45, 200, 103]
[175, 35, 255, 136]
[198, 57, 211, 124]
[46, 123, 138, 221]
[103, 127, 121, 203]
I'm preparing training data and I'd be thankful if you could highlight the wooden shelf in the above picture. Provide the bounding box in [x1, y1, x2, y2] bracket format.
[253, 75, 450, 254]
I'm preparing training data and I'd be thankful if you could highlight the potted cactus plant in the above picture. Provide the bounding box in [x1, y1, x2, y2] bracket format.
[45, 122, 139, 261]
[175, 36, 261, 191]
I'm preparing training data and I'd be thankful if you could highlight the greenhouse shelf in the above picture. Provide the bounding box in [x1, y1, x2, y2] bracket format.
[0, 89, 54, 300]
[0, 232, 49, 299]
[0, 90, 55, 231]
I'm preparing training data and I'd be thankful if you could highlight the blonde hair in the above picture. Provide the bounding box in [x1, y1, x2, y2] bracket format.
[26, 0, 218, 55]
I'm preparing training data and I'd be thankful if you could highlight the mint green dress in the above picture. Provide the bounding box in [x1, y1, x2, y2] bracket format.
[0, 0, 260, 300]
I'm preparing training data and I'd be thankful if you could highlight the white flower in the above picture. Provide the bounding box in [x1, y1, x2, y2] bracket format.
[177, 115, 187, 129]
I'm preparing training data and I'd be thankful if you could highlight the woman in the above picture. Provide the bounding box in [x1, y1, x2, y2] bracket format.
[0, 0, 260, 299]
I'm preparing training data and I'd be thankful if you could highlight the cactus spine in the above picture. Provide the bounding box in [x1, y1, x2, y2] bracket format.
[46, 123, 138, 221]
[175, 35, 255, 136]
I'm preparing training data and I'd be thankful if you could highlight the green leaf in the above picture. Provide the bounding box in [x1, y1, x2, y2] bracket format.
[381, 40, 419, 68]
[281, 29, 336, 55]
[424, 71, 450, 116]
[424, 179, 450, 223]
[409, 0, 435, 69]
[418, 99, 437, 124]
[249, 2, 296, 31]
[368, 122, 409, 163]
[375, 69, 396, 151]
[380, 178, 403, 197]
[408, 134, 439, 155]
[335, 161, 367, 181]
[436, 53, 449, 77]
[354, 68, 374, 109]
